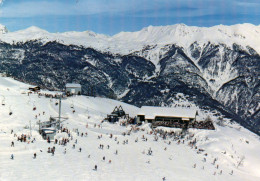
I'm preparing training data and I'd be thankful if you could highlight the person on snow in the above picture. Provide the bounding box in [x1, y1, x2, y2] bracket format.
[11, 154, 14, 160]
[79, 148, 82, 152]
[52, 148, 55, 156]
[33, 153, 37, 159]
[11, 141, 14, 147]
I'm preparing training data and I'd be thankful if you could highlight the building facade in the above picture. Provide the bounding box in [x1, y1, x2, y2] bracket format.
[137, 106, 198, 128]
[65, 83, 81, 95]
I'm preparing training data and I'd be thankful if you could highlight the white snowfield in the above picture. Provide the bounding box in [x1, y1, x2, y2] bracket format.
[0, 23, 260, 57]
[0, 76, 260, 181]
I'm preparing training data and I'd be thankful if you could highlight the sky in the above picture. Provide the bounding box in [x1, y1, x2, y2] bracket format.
[0, 0, 260, 35]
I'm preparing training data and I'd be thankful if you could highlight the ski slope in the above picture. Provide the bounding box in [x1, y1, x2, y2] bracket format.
[0, 76, 260, 181]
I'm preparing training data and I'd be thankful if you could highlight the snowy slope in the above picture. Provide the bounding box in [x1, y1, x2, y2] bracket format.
[0, 23, 260, 58]
[0, 76, 260, 181]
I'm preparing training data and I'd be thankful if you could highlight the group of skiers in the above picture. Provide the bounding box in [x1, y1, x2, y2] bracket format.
[8, 113, 236, 180]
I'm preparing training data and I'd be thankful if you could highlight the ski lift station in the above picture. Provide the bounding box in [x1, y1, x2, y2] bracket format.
[39, 117, 64, 140]
[137, 106, 198, 127]
[40, 128, 56, 140]
[65, 83, 81, 95]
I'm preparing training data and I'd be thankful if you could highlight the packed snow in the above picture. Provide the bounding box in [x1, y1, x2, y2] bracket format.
[0, 76, 260, 181]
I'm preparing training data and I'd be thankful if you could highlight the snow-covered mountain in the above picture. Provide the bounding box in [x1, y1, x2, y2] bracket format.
[0, 24, 8, 34]
[0, 24, 259, 135]
[0, 76, 260, 181]
[1, 23, 260, 55]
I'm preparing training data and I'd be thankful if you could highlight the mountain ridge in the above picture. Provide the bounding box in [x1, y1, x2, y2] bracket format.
[1, 23, 260, 55]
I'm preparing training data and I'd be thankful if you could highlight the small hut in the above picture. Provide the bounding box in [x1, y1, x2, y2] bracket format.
[65, 83, 81, 95]
[41, 128, 56, 140]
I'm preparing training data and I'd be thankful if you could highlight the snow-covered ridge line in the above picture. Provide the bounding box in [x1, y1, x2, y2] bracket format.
[0, 23, 260, 55]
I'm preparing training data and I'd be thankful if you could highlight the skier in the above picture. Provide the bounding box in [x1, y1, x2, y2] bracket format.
[11, 141, 14, 147]
[103, 156, 105, 161]
[162, 177, 166, 181]
[79, 147, 82, 152]
[11, 154, 14, 160]
[94, 165, 97, 171]
[33, 153, 37, 159]
[52, 148, 55, 156]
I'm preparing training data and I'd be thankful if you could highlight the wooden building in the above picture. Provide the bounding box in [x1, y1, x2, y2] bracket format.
[137, 106, 198, 128]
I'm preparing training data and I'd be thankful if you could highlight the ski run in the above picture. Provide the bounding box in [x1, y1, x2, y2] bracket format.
[0, 75, 260, 181]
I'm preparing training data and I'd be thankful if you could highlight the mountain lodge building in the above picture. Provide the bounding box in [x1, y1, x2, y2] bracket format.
[137, 106, 198, 128]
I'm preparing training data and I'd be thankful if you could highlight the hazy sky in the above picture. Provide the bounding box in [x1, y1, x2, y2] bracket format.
[0, 0, 259, 35]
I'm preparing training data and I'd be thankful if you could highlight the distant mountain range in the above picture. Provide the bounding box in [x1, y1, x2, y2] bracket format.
[0, 24, 259, 135]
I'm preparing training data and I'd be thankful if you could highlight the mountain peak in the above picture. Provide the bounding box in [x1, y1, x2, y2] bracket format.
[0, 24, 8, 34]
[23, 26, 49, 33]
